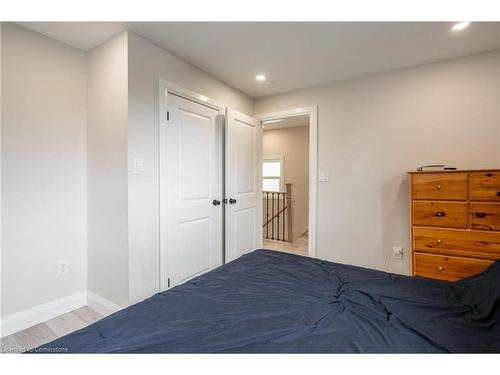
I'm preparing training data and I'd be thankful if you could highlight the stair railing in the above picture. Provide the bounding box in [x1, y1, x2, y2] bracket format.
[263, 183, 294, 242]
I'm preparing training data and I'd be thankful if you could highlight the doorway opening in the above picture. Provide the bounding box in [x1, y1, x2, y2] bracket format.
[257, 107, 318, 258]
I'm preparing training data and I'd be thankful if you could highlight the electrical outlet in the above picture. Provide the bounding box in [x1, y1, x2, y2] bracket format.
[57, 260, 70, 276]
[392, 246, 403, 260]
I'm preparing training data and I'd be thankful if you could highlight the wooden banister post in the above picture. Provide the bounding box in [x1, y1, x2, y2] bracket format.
[286, 183, 294, 242]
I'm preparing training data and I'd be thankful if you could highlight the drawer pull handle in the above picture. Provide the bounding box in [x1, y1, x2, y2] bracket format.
[497, 191, 500, 197]
[435, 211, 446, 217]
[438, 266, 444, 271]
[437, 239, 442, 244]
[475, 212, 486, 218]
[436, 185, 442, 190]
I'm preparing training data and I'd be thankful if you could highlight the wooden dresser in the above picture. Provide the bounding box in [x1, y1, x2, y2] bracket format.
[408, 169, 500, 281]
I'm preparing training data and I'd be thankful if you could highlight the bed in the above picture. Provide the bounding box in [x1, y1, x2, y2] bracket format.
[36, 250, 500, 353]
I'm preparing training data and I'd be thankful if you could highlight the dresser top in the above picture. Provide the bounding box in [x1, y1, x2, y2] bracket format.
[408, 169, 500, 174]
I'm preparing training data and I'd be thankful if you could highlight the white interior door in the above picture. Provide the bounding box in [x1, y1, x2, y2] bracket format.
[225, 108, 262, 262]
[160, 92, 223, 290]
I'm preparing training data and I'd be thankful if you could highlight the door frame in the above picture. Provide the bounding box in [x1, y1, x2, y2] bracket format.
[255, 106, 318, 258]
[158, 78, 225, 291]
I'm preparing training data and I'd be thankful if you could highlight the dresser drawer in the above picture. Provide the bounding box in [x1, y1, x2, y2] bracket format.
[412, 173, 468, 200]
[413, 201, 468, 228]
[470, 203, 500, 231]
[414, 253, 492, 281]
[413, 227, 500, 259]
[470, 172, 500, 201]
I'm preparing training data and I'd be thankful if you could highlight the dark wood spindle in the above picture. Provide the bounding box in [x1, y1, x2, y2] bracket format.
[277, 193, 280, 240]
[266, 192, 269, 239]
[282, 194, 286, 241]
[271, 193, 275, 239]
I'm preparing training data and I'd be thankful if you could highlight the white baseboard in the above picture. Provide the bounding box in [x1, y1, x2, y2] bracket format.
[86, 291, 122, 317]
[0, 291, 87, 338]
[0, 290, 123, 338]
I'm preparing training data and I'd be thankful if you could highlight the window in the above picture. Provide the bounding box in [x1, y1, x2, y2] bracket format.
[263, 157, 284, 192]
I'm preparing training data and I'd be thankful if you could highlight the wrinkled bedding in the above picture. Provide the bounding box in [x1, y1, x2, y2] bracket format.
[38, 250, 500, 353]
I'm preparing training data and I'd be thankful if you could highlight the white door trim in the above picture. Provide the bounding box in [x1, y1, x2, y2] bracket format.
[255, 106, 318, 258]
[158, 79, 225, 113]
[158, 79, 225, 291]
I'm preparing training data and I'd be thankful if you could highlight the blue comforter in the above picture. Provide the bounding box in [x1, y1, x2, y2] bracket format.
[38, 250, 500, 353]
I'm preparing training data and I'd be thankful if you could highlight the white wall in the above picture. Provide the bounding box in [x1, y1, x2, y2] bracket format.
[498, 53, 500, 166]
[0, 21, 3, 320]
[1, 27, 254, 318]
[1, 23, 87, 316]
[255, 50, 500, 275]
[127, 32, 253, 304]
[2, 23, 499, 325]
[263, 126, 309, 240]
[87, 32, 129, 308]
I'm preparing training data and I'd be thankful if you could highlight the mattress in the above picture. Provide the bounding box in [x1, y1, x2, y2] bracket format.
[36, 250, 500, 353]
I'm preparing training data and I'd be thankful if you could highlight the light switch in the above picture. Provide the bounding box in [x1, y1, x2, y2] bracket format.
[318, 170, 329, 182]
[133, 158, 144, 175]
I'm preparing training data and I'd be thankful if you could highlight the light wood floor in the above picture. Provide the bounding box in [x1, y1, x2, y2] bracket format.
[263, 232, 308, 256]
[1, 306, 103, 353]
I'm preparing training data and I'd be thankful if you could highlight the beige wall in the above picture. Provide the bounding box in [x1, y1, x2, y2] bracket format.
[255, 50, 500, 275]
[0, 21, 2, 319]
[263, 126, 309, 240]
[127, 32, 253, 304]
[87, 32, 129, 307]
[2, 23, 500, 321]
[1, 23, 87, 316]
[1, 26, 253, 316]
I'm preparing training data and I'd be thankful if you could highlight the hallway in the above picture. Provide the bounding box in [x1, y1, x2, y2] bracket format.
[263, 232, 308, 257]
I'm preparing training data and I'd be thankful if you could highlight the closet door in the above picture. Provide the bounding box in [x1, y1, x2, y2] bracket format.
[160, 93, 223, 290]
[225, 108, 263, 262]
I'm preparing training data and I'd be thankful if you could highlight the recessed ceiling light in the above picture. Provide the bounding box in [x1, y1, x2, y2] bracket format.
[256, 74, 267, 82]
[262, 119, 283, 124]
[452, 22, 470, 31]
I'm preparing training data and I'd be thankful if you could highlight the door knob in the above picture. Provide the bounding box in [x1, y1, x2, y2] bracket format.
[228, 198, 237, 204]
[212, 199, 221, 206]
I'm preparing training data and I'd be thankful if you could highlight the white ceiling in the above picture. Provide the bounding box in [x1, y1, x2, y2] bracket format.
[19, 22, 500, 98]
[18, 22, 126, 51]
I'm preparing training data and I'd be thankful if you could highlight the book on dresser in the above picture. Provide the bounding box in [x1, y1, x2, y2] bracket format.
[408, 169, 500, 281]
